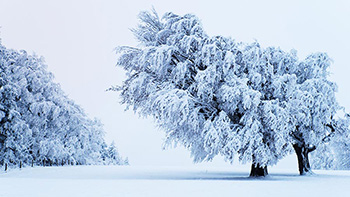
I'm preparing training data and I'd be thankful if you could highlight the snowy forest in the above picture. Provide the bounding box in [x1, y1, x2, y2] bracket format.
[115, 10, 350, 176]
[0, 41, 127, 170]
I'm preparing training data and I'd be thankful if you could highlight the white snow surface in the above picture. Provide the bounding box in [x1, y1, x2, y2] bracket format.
[0, 165, 349, 197]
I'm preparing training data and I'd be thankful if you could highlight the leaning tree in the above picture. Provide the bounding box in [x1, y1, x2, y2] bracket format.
[115, 10, 341, 176]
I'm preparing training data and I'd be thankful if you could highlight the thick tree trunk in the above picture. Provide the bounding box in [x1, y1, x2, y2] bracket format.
[293, 144, 315, 175]
[249, 163, 268, 177]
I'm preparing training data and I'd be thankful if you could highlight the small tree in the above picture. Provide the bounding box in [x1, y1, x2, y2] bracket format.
[284, 53, 339, 175]
[311, 114, 350, 170]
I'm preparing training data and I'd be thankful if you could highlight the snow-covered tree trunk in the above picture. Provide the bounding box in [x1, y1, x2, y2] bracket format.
[293, 144, 316, 175]
[250, 164, 268, 177]
[249, 155, 268, 177]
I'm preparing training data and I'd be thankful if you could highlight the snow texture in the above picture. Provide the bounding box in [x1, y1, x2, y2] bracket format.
[0, 165, 349, 197]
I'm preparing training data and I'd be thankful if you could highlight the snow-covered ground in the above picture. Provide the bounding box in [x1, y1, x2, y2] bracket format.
[0, 165, 349, 197]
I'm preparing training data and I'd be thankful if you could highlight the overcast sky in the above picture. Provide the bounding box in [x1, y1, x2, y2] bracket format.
[0, 0, 349, 167]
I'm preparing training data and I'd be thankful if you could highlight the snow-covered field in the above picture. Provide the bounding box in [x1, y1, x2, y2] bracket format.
[0, 165, 349, 197]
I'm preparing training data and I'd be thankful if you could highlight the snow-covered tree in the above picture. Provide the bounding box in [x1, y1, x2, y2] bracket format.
[289, 53, 339, 174]
[311, 114, 350, 170]
[115, 10, 287, 176]
[101, 141, 128, 165]
[115, 10, 342, 176]
[0, 40, 126, 169]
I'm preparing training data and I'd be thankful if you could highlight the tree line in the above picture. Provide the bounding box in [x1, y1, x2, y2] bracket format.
[0, 41, 127, 170]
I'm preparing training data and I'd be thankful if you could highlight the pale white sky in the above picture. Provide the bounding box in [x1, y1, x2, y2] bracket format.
[0, 0, 349, 167]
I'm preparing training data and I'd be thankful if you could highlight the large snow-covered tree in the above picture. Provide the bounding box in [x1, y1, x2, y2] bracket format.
[0, 40, 127, 168]
[115, 10, 342, 176]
